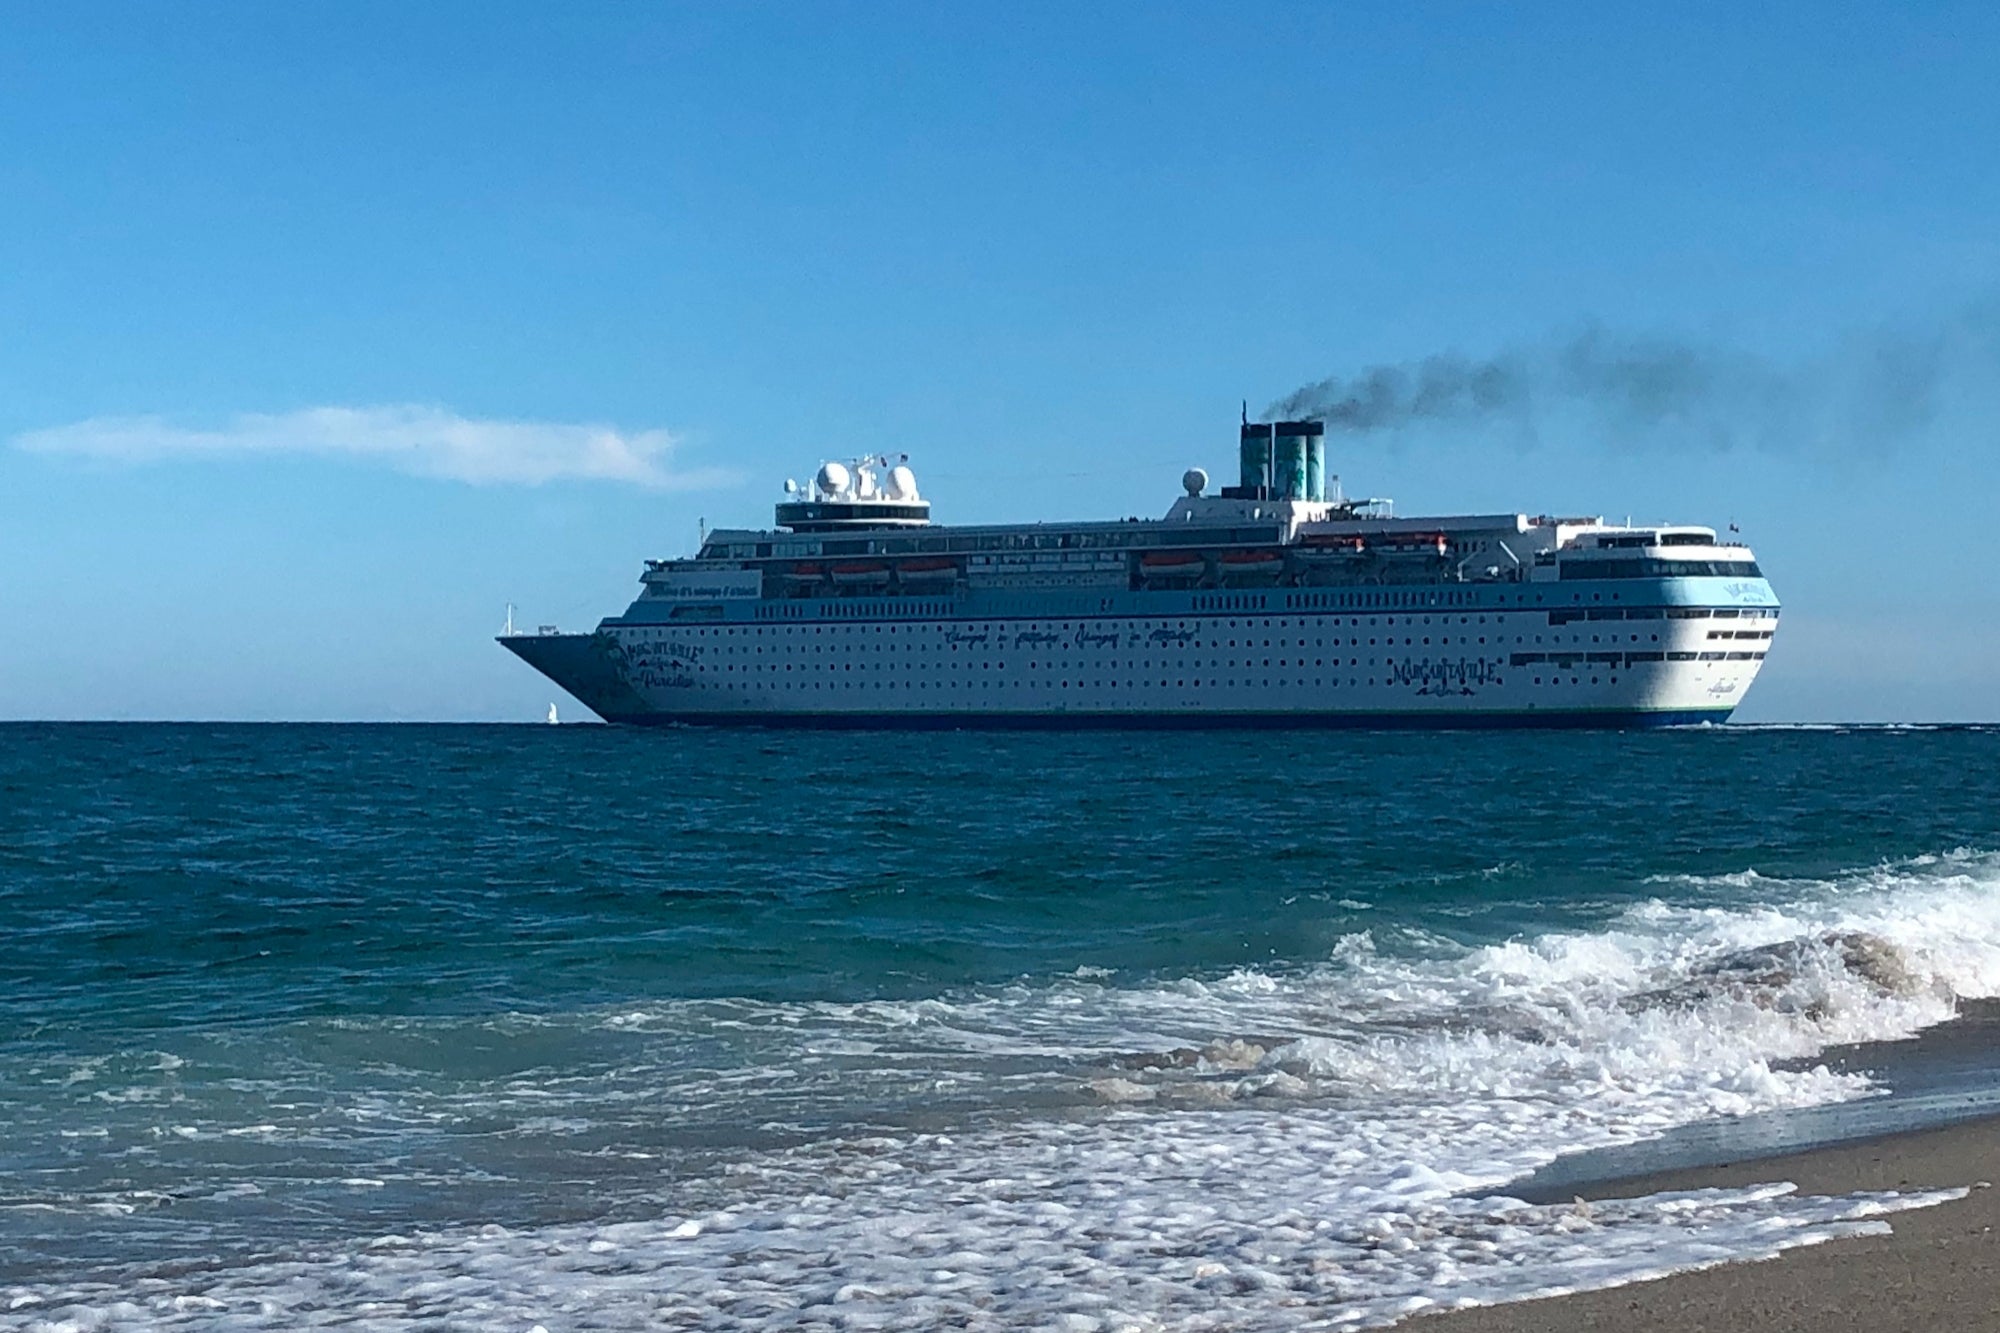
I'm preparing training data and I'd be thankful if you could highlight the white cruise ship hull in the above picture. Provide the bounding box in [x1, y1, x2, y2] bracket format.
[503, 578, 1775, 729]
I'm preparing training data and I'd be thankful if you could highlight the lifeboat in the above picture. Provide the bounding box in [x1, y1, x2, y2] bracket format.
[783, 562, 827, 584]
[896, 557, 960, 584]
[1218, 549, 1286, 577]
[1293, 538, 1367, 565]
[1139, 551, 1206, 579]
[1368, 532, 1450, 557]
[829, 561, 892, 587]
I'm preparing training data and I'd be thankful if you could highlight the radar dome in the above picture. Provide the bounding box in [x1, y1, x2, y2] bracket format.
[885, 465, 919, 500]
[816, 461, 851, 496]
[1182, 467, 1209, 497]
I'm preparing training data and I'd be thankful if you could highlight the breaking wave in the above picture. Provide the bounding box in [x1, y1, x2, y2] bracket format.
[6, 851, 1999, 1330]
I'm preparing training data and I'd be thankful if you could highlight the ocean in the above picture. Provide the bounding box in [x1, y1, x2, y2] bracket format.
[4, 722, 1999, 1330]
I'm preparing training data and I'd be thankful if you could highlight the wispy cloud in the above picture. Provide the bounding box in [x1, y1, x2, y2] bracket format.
[14, 404, 736, 489]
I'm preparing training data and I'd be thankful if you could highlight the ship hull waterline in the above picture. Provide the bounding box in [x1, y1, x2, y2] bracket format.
[500, 633, 1740, 731]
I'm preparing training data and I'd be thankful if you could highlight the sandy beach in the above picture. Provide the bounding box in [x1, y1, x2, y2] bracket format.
[1423, 1111, 2000, 1332]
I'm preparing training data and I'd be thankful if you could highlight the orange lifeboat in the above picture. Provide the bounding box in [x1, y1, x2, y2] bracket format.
[1295, 535, 1367, 564]
[1218, 549, 1286, 577]
[896, 557, 960, 584]
[829, 561, 892, 587]
[1366, 532, 1451, 556]
[1139, 551, 1206, 579]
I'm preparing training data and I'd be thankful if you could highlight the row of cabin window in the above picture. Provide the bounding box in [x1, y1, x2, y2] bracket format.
[723, 676, 1474, 692]
[1548, 607, 1780, 624]
[645, 608, 1764, 638]
[703, 599, 1784, 626]
[689, 632, 1640, 659]
[1281, 590, 1481, 610]
[690, 644, 1772, 677]
[1512, 650, 1768, 665]
[699, 660, 1765, 692]
[1560, 559, 1764, 580]
[726, 528, 1283, 560]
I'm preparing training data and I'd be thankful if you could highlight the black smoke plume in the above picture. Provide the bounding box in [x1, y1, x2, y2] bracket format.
[1267, 306, 1999, 452]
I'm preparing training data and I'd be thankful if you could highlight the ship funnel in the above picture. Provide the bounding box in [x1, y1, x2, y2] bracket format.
[1276, 420, 1326, 501]
[1229, 417, 1326, 500]
[1237, 421, 1273, 495]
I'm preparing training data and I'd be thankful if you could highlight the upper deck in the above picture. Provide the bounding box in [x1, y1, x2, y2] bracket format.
[639, 418, 1763, 610]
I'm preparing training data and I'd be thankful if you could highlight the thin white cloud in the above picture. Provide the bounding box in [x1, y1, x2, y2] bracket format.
[14, 404, 736, 489]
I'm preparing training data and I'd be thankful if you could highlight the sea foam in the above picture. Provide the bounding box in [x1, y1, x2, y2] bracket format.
[6, 852, 1998, 1330]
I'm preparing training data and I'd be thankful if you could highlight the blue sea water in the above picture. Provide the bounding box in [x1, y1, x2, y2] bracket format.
[4, 723, 1999, 1330]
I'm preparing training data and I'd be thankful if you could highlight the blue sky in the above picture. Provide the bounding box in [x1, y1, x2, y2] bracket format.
[3, 4, 1997, 721]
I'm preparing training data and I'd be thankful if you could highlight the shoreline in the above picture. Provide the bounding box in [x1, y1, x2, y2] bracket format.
[1417, 1002, 2000, 1332]
[1513, 997, 2000, 1201]
[1418, 1114, 2000, 1332]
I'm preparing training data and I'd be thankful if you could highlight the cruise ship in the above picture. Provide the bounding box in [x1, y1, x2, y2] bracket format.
[501, 418, 1777, 727]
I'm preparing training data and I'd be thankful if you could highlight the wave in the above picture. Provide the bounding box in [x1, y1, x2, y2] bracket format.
[6, 851, 1997, 1329]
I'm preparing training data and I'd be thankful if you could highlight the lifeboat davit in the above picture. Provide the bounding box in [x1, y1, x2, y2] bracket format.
[896, 557, 960, 584]
[1294, 536, 1367, 564]
[1139, 551, 1206, 579]
[829, 561, 892, 587]
[1218, 550, 1286, 577]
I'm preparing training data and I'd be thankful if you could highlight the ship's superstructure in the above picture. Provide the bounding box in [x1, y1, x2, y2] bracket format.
[502, 418, 1777, 727]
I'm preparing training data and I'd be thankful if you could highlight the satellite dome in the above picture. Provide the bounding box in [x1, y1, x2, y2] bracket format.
[816, 461, 851, 496]
[885, 465, 919, 500]
[1182, 467, 1209, 497]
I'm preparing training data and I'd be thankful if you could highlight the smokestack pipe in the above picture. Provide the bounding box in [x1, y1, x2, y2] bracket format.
[1238, 420, 1274, 495]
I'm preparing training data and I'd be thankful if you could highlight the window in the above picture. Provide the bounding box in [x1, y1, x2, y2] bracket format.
[1561, 558, 1763, 580]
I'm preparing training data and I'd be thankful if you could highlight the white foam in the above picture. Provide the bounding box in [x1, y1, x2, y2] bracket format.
[0, 1158, 1965, 1330]
[6, 852, 1997, 1330]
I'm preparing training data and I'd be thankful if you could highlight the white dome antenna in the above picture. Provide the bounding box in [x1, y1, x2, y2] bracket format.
[1182, 467, 1208, 497]
[816, 461, 851, 496]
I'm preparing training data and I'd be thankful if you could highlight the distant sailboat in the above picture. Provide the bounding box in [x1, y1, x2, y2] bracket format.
[546, 702, 559, 725]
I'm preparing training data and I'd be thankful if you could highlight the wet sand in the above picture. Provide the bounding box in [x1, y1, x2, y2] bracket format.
[1421, 1009, 2000, 1333]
